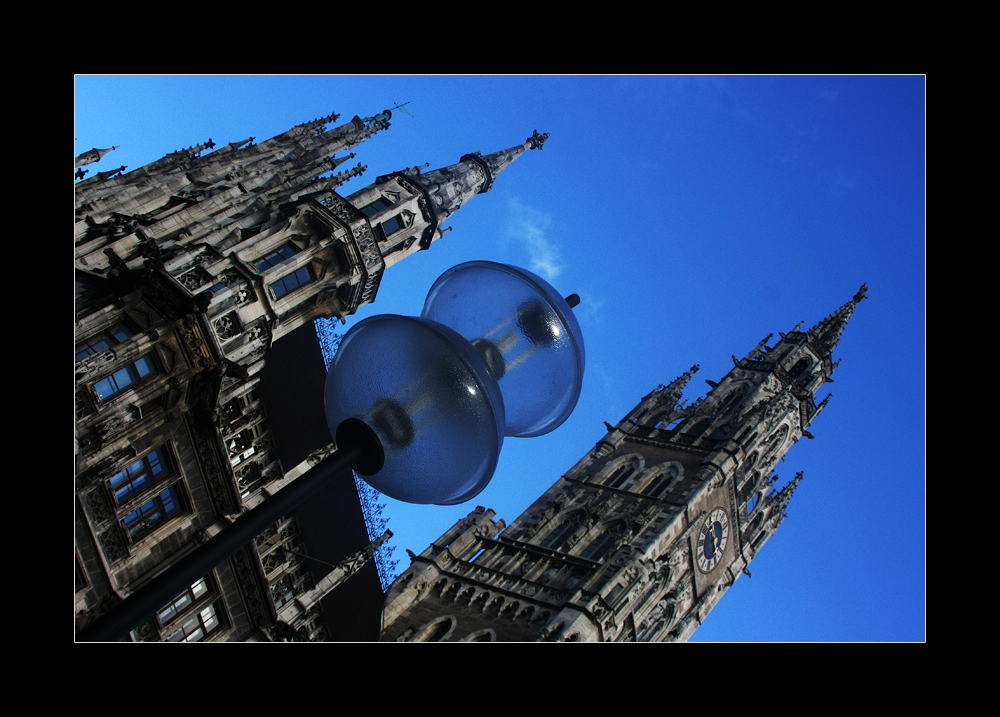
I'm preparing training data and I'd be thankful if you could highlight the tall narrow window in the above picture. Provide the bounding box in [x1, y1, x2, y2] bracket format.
[540, 520, 578, 550]
[93, 354, 157, 401]
[605, 461, 637, 489]
[580, 532, 616, 562]
[642, 465, 680, 497]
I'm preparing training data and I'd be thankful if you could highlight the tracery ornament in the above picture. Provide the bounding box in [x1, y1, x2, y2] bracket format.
[245, 319, 271, 345]
[178, 267, 210, 291]
[213, 313, 240, 341]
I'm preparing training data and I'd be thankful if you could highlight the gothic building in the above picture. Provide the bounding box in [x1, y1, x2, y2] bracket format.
[74, 108, 548, 641]
[380, 286, 867, 642]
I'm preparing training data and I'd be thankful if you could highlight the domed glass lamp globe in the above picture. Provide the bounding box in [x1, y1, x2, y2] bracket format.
[421, 261, 585, 438]
[78, 260, 585, 642]
[325, 261, 584, 505]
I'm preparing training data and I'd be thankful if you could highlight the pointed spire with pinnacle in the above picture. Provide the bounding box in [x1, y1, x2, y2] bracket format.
[75, 146, 118, 168]
[653, 365, 700, 411]
[744, 333, 774, 362]
[767, 471, 804, 529]
[807, 284, 868, 356]
[402, 131, 549, 223]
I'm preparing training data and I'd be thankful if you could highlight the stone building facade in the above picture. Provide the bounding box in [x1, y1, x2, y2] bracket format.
[74, 108, 548, 641]
[380, 287, 867, 641]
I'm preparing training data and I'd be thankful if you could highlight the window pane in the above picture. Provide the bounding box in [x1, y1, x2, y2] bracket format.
[112, 366, 134, 390]
[112, 326, 134, 343]
[111, 459, 142, 490]
[382, 215, 405, 235]
[124, 487, 179, 540]
[94, 376, 116, 400]
[270, 266, 313, 299]
[255, 245, 298, 272]
[362, 198, 392, 217]
[161, 487, 179, 516]
[134, 356, 155, 378]
[200, 605, 219, 632]
[192, 578, 208, 600]
[148, 450, 166, 476]
[160, 592, 192, 622]
[78, 326, 134, 362]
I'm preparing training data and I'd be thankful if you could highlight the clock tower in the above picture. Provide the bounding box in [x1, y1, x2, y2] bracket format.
[380, 286, 866, 641]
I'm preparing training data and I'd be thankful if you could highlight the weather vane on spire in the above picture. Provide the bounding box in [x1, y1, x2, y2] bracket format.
[391, 101, 413, 117]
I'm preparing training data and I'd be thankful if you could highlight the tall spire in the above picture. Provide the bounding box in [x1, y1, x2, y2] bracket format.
[767, 471, 804, 529]
[400, 130, 549, 223]
[75, 146, 117, 168]
[807, 284, 868, 357]
[652, 365, 700, 410]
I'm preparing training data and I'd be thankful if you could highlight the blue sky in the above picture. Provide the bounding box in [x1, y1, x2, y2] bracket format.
[75, 75, 925, 642]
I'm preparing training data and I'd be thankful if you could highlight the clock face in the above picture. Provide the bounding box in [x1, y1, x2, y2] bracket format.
[697, 508, 730, 572]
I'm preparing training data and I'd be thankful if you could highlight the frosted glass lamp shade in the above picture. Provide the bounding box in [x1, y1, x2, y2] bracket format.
[421, 261, 585, 438]
[325, 314, 505, 505]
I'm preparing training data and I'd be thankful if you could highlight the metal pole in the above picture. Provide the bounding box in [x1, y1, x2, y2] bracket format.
[76, 443, 362, 642]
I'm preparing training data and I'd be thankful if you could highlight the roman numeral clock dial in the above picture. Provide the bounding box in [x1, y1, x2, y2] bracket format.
[697, 508, 730, 572]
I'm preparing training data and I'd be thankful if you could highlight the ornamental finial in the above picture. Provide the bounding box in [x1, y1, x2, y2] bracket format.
[527, 130, 550, 150]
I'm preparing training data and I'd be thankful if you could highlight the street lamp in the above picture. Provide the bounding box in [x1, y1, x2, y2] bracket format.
[77, 262, 584, 642]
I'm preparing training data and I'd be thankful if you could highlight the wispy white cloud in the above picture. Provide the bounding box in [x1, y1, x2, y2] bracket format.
[507, 197, 563, 280]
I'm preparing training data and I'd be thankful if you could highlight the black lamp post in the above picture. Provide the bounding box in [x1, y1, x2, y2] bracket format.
[77, 262, 584, 642]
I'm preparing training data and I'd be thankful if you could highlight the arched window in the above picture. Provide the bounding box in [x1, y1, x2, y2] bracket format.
[540, 520, 578, 550]
[416, 616, 456, 642]
[461, 629, 496, 642]
[642, 464, 681, 497]
[580, 532, 617, 562]
[746, 492, 761, 514]
[599, 455, 643, 489]
[605, 463, 634, 489]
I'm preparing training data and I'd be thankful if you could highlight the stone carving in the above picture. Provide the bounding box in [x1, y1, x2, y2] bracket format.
[213, 313, 239, 341]
[178, 267, 209, 291]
